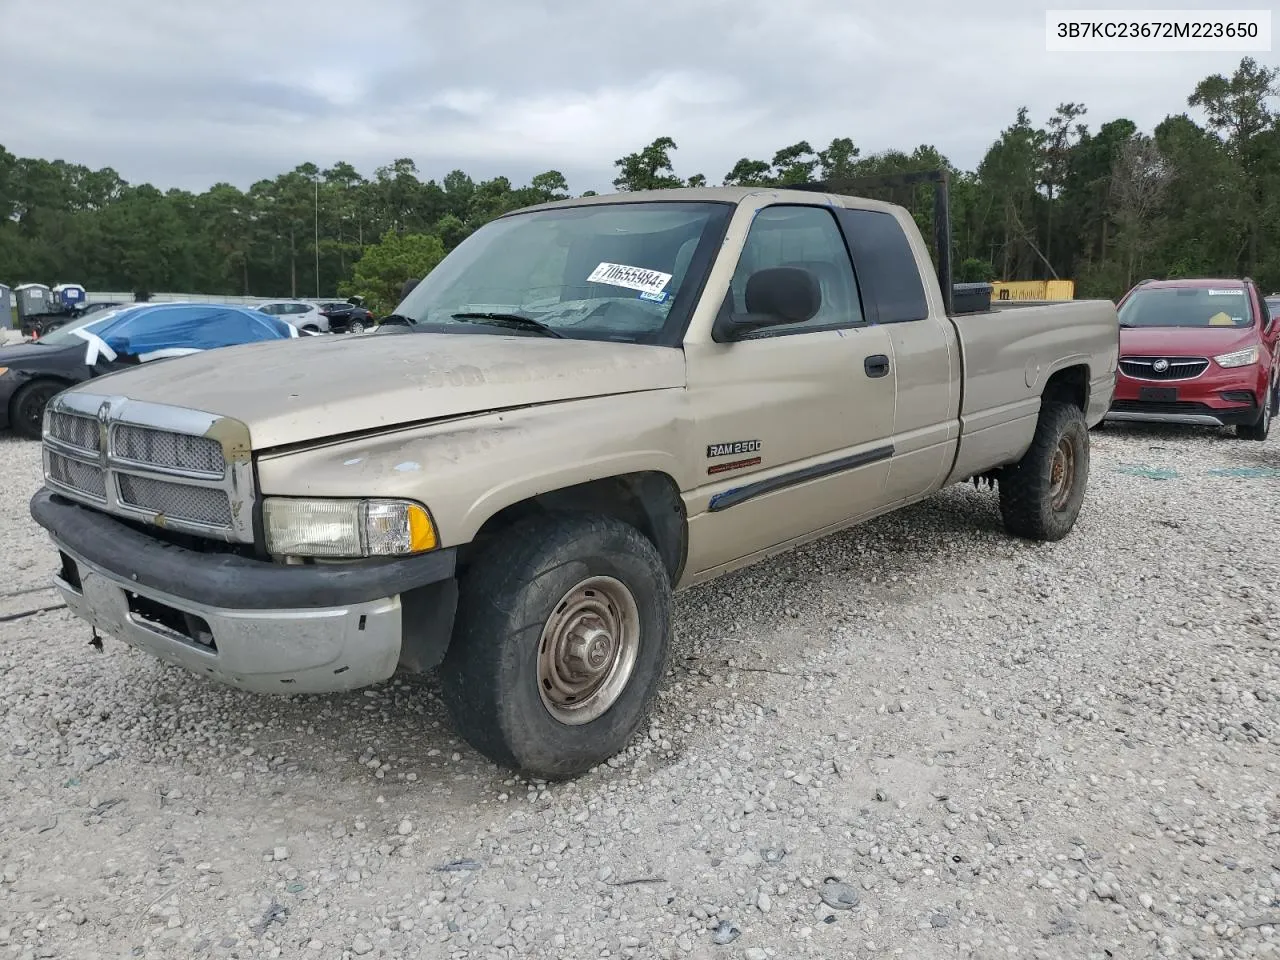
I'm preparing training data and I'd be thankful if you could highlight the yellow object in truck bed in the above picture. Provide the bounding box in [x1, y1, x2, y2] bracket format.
[992, 280, 1075, 301]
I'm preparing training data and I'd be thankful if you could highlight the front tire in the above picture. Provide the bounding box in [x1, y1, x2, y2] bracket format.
[439, 513, 672, 780]
[998, 401, 1090, 542]
[11, 380, 64, 440]
[1237, 393, 1272, 441]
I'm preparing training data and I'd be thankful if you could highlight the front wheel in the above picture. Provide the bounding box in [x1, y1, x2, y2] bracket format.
[1237, 393, 1272, 441]
[998, 401, 1090, 542]
[439, 513, 672, 780]
[10, 380, 64, 440]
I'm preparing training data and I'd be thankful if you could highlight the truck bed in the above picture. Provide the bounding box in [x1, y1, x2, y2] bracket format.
[943, 298, 1119, 483]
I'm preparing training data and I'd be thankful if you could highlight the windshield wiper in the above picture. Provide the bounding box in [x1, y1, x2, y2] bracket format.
[450, 312, 564, 339]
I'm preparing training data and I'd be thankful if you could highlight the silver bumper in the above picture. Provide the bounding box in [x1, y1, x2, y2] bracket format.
[1103, 410, 1226, 426]
[53, 541, 404, 694]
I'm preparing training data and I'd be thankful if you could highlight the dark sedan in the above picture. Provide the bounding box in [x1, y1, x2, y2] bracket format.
[0, 302, 299, 439]
[316, 300, 375, 334]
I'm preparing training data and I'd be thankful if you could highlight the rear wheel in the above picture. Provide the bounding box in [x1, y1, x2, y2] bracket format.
[348, 320, 366, 335]
[998, 401, 1090, 542]
[10, 380, 64, 440]
[439, 513, 672, 780]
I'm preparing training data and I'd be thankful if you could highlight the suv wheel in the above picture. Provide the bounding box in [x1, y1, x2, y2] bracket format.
[1237, 396, 1271, 441]
[997, 401, 1090, 542]
[439, 513, 672, 780]
[348, 320, 365, 334]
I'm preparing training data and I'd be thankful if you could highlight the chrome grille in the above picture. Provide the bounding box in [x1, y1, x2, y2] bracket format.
[47, 411, 101, 452]
[44, 449, 107, 501]
[113, 423, 225, 475]
[117, 474, 233, 526]
[40, 392, 256, 544]
[1119, 356, 1209, 381]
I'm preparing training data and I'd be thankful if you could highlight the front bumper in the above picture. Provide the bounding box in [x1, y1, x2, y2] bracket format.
[30, 489, 457, 694]
[1104, 402, 1262, 427]
[1106, 362, 1267, 427]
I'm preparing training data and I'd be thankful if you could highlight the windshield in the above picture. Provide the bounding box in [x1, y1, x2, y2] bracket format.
[1118, 286, 1253, 329]
[391, 201, 732, 343]
[37, 309, 124, 345]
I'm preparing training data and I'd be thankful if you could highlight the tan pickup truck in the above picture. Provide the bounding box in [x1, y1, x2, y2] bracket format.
[30, 186, 1119, 779]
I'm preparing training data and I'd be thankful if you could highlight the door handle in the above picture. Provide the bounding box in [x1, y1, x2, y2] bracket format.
[864, 354, 890, 378]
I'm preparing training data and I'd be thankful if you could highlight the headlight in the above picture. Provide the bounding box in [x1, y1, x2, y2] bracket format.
[263, 497, 438, 558]
[1214, 346, 1260, 368]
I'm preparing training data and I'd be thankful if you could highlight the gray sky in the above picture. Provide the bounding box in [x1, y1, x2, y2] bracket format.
[2, 0, 1272, 194]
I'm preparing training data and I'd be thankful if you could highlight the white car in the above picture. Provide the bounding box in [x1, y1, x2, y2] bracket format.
[256, 300, 329, 333]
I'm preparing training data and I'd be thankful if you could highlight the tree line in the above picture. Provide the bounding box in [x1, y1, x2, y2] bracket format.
[1, 57, 1276, 312]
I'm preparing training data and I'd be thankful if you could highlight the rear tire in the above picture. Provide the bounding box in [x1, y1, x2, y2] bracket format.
[348, 320, 365, 335]
[11, 380, 63, 440]
[439, 513, 672, 780]
[998, 401, 1090, 542]
[1237, 393, 1272, 441]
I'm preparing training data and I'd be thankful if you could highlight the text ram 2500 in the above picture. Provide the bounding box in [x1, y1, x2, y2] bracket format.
[30, 185, 1119, 779]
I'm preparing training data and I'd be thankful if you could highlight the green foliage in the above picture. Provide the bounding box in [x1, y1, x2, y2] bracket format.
[339, 230, 445, 313]
[2, 57, 1279, 304]
[956, 258, 996, 283]
[612, 137, 685, 191]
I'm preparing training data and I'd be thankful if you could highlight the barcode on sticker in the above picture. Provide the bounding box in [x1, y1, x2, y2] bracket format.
[1208, 289, 1244, 295]
[587, 262, 672, 296]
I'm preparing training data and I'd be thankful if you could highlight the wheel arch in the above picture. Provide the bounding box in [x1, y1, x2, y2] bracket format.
[461, 471, 688, 585]
[1041, 362, 1090, 413]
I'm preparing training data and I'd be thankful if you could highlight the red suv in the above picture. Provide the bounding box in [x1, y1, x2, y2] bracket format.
[1106, 278, 1279, 440]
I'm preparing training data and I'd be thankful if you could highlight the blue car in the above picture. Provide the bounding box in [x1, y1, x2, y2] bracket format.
[0, 302, 301, 439]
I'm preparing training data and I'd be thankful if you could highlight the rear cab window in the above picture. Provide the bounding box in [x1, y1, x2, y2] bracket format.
[834, 208, 929, 324]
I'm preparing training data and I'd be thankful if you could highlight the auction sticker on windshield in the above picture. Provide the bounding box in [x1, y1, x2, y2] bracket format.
[588, 262, 673, 296]
[1207, 289, 1245, 295]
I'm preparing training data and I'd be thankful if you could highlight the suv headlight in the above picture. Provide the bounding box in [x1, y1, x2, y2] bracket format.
[1214, 346, 1260, 368]
[263, 497, 438, 558]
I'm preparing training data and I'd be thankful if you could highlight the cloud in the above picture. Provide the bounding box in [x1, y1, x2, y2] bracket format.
[0, 0, 1265, 194]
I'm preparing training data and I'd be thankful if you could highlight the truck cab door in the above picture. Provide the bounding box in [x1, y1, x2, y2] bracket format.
[834, 207, 960, 503]
[682, 203, 897, 580]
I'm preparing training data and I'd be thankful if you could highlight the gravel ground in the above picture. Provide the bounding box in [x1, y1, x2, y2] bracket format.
[1, 423, 1278, 960]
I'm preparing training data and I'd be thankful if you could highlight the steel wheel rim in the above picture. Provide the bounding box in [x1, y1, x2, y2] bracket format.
[537, 575, 641, 725]
[1049, 436, 1075, 510]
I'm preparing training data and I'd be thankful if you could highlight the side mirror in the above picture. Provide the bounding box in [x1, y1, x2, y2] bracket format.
[713, 266, 822, 341]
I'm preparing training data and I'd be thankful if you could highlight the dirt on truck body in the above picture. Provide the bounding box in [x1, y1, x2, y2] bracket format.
[29, 184, 1120, 779]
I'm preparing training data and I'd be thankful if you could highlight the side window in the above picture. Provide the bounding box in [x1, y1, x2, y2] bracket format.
[260, 304, 279, 315]
[835, 209, 929, 324]
[729, 205, 863, 334]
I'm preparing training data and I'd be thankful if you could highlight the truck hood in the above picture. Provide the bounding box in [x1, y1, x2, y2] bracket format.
[1119, 325, 1257, 357]
[63, 332, 686, 449]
